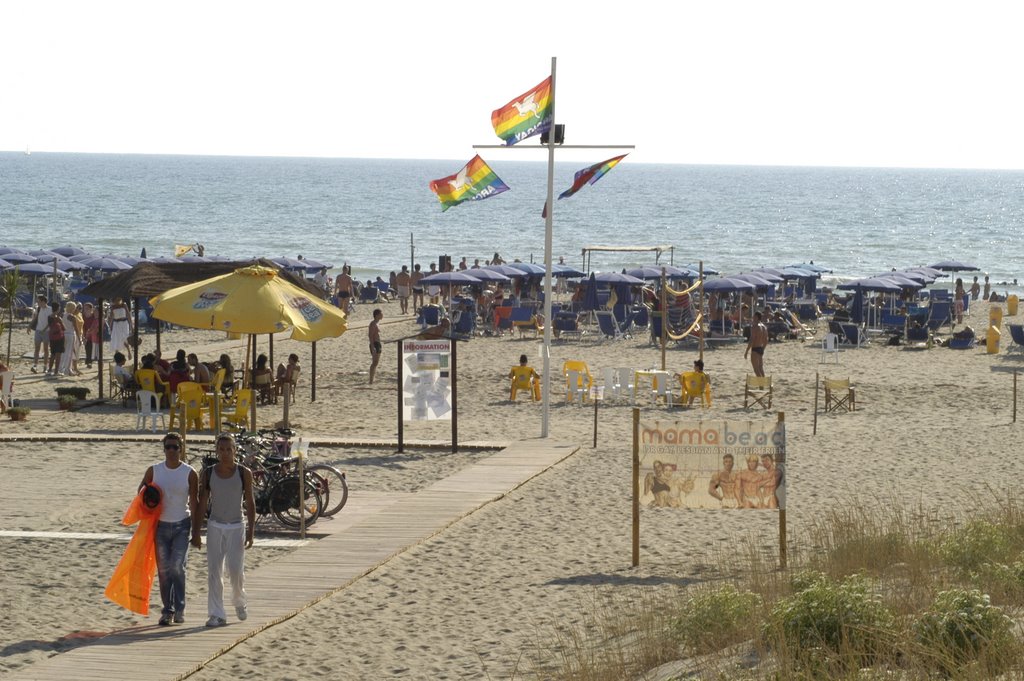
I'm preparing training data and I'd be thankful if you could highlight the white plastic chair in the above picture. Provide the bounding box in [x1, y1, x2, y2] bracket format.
[566, 371, 588, 404]
[820, 332, 840, 363]
[602, 367, 619, 399]
[652, 373, 674, 407]
[0, 371, 12, 412]
[136, 389, 167, 432]
[616, 367, 635, 400]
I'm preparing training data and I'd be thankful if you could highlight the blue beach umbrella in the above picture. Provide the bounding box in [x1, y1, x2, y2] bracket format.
[0, 251, 38, 264]
[297, 257, 334, 270]
[582, 273, 600, 311]
[929, 260, 979, 272]
[551, 263, 585, 278]
[787, 262, 832, 273]
[592, 272, 645, 285]
[11, 262, 57, 275]
[484, 264, 528, 278]
[463, 268, 510, 283]
[82, 257, 132, 272]
[51, 246, 91, 257]
[701, 277, 757, 293]
[908, 266, 947, 278]
[0, 258, 12, 270]
[271, 256, 308, 270]
[682, 263, 718, 275]
[178, 254, 210, 263]
[625, 265, 694, 280]
[508, 262, 546, 276]
[419, 271, 482, 285]
[56, 260, 88, 272]
[732, 273, 776, 289]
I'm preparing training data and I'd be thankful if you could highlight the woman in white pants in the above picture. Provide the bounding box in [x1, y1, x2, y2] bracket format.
[193, 434, 255, 627]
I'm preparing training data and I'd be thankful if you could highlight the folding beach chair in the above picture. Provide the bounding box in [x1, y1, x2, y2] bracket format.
[595, 311, 623, 340]
[1008, 324, 1024, 354]
[744, 374, 773, 410]
[823, 377, 855, 413]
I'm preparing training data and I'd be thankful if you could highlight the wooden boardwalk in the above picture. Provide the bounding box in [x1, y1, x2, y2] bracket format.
[12, 439, 579, 681]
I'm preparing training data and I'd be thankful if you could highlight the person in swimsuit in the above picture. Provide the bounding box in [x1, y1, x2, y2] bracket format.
[335, 266, 354, 313]
[368, 308, 383, 384]
[395, 266, 411, 315]
[744, 311, 768, 377]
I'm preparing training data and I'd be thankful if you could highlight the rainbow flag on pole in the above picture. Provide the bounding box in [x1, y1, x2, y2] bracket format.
[559, 154, 628, 199]
[543, 154, 628, 217]
[491, 77, 553, 146]
[429, 155, 510, 212]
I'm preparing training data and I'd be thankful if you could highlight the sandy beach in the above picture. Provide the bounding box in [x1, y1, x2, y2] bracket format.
[2, 296, 1023, 679]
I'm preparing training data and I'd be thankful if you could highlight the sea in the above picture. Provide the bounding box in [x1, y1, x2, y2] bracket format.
[1, 152, 1022, 293]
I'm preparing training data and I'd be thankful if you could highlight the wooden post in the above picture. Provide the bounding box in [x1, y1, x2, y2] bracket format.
[397, 340, 404, 453]
[311, 341, 317, 402]
[451, 338, 457, 453]
[97, 297, 105, 399]
[660, 270, 667, 371]
[778, 411, 787, 570]
[1014, 371, 1018, 423]
[132, 298, 140, 375]
[268, 333, 274, 375]
[297, 438, 306, 540]
[250, 335, 257, 434]
[593, 387, 599, 448]
[282, 379, 290, 429]
[813, 372, 819, 435]
[632, 407, 640, 567]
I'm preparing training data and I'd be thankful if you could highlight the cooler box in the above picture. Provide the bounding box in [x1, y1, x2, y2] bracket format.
[1008, 294, 1019, 316]
[987, 325, 1000, 354]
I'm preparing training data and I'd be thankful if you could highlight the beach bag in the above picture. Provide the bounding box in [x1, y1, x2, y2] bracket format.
[104, 484, 162, 615]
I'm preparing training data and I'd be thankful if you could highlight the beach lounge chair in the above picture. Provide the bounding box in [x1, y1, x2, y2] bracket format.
[359, 286, 380, 304]
[222, 389, 253, 432]
[678, 370, 711, 407]
[419, 305, 444, 329]
[596, 310, 624, 340]
[948, 335, 976, 350]
[823, 377, 855, 413]
[926, 301, 952, 330]
[554, 312, 582, 340]
[1008, 324, 1024, 354]
[0, 370, 12, 413]
[906, 326, 930, 343]
[744, 374, 773, 410]
[562, 360, 593, 403]
[509, 307, 536, 337]
[135, 390, 167, 432]
[453, 310, 476, 338]
[632, 306, 649, 330]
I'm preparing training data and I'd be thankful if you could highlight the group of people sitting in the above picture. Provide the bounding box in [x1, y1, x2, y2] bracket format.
[249, 353, 301, 405]
[113, 349, 239, 406]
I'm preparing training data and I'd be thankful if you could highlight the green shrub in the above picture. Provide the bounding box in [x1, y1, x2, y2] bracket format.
[936, 520, 1017, 572]
[762, 573, 894, 671]
[671, 584, 761, 653]
[912, 588, 1015, 673]
[55, 386, 91, 400]
[57, 394, 77, 408]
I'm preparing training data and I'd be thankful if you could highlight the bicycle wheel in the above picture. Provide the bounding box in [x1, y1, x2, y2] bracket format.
[306, 464, 348, 517]
[269, 475, 322, 529]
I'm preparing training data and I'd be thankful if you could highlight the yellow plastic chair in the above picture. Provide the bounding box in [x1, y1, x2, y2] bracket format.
[169, 381, 209, 432]
[222, 389, 253, 431]
[135, 368, 170, 407]
[509, 366, 541, 401]
[744, 374, 773, 410]
[678, 371, 712, 407]
[562, 360, 593, 403]
[823, 377, 856, 412]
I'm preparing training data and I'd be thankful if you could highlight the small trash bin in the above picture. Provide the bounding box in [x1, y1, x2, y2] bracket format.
[1008, 294, 1019, 316]
[990, 305, 1004, 329]
[987, 325, 1000, 354]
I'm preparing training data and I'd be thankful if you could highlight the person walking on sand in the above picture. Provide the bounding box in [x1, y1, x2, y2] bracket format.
[368, 308, 383, 384]
[140, 432, 199, 626]
[411, 263, 425, 312]
[195, 433, 255, 628]
[744, 311, 768, 377]
[28, 295, 51, 373]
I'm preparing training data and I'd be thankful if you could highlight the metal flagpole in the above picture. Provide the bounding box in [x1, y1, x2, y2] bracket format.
[473, 56, 634, 437]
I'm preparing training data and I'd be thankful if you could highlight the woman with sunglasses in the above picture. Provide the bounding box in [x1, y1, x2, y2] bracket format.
[139, 432, 199, 626]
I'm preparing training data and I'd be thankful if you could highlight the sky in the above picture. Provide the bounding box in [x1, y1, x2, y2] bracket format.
[3, 1, 1024, 169]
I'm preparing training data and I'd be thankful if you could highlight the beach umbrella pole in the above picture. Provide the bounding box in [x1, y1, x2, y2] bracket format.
[311, 342, 316, 402]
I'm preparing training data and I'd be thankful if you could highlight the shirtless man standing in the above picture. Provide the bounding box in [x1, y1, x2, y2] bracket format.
[395, 266, 412, 315]
[745, 311, 768, 377]
[736, 454, 764, 508]
[368, 309, 383, 384]
[708, 453, 738, 507]
[411, 264, 425, 312]
[335, 266, 354, 314]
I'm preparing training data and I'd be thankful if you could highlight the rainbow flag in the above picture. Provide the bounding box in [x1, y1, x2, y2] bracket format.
[559, 154, 628, 199]
[429, 155, 510, 212]
[491, 77, 553, 146]
[543, 154, 628, 217]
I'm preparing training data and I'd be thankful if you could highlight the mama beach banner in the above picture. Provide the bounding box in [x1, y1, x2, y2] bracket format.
[638, 418, 785, 510]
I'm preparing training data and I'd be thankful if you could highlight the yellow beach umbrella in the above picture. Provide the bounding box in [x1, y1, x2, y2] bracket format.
[149, 265, 347, 341]
[150, 265, 346, 435]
